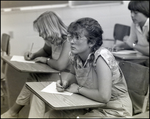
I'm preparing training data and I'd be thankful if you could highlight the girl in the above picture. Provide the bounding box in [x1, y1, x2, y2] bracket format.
[30, 17, 133, 118]
[1, 11, 71, 118]
[113, 1, 149, 56]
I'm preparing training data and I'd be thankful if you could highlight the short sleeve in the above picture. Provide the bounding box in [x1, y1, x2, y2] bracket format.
[93, 48, 118, 70]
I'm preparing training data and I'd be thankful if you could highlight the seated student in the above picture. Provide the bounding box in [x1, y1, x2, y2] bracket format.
[113, 1, 149, 57]
[1, 11, 71, 118]
[29, 17, 133, 118]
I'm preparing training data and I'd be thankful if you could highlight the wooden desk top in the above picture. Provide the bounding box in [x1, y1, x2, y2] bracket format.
[26, 82, 105, 110]
[1, 56, 59, 73]
[113, 53, 149, 60]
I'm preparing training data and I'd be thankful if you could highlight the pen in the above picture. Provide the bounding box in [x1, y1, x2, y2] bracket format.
[30, 43, 34, 53]
[58, 72, 62, 86]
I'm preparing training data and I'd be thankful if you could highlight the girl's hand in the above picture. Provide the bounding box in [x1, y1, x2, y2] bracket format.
[34, 57, 47, 63]
[24, 51, 35, 61]
[125, 40, 133, 48]
[66, 83, 79, 93]
[56, 80, 69, 92]
[123, 35, 129, 42]
[112, 45, 124, 52]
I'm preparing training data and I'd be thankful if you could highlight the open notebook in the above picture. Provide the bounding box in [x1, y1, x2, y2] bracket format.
[10, 55, 35, 63]
[41, 82, 73, 96]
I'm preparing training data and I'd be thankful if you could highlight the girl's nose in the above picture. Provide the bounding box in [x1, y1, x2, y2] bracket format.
[131, 12, 135, 17]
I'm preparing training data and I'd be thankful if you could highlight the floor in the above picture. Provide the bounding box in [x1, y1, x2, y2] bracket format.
[1, 91, 29, 118]
[1, 88, 9, 115]
[1, 79, 9, 115]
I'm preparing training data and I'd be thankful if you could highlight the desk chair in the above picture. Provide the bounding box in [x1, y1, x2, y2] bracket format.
[103, 23, 130, 50]
[113, 23, 130, 44]
[119, 61, 149, 118]
[1, 33, 10, 105]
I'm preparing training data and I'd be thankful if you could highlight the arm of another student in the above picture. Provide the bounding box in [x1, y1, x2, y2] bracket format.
[78, 57, 112, 103]
[113, 23, 137, 51]
[33, 43, 52, 58]
[132, 44, 149, 56]
[24, 43, 52, 60]
[47, 41, 71, 71]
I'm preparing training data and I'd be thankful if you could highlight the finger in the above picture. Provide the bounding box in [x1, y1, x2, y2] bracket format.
[56, 80, 64, 89]
[56, 87, 65, 92]
[66, 87, 71, 92]
[34, 58, 40, 62]
[62, 81, 69, 89]
[26, 53, 33, 60]
[24, 52, 29, 60]
[28, 53, 33, 59]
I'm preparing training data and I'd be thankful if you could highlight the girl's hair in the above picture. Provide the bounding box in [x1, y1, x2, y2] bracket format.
[33, 11, 67, 44]
[128, 1, 149, 17]
[68, 17, 103, 52]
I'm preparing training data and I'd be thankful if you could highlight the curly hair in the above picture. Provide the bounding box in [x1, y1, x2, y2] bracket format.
[128, 1, 149, 17]
[67, 17, 103, 52]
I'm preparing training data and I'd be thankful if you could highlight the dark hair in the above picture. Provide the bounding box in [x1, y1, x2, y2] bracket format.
[128, 1, 149, 17]
[67, 17, 103, 52]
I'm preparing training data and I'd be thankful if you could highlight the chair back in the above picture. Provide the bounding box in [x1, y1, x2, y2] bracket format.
[1, 33, 10, 56]
[119, 61, 149, 115]
[1, 33, 10, 73]
[113, 24, 130, 43]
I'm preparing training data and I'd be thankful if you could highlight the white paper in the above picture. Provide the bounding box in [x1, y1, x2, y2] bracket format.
[41, 82, 73, 96]
[10, 55, 35, 63]
[112, 50, 138, 55]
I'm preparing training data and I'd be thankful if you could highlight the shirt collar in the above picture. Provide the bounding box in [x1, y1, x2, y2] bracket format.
[143, 18, 149, 28]
[70, 52, 94, 68]
[136, 18, 149, 32]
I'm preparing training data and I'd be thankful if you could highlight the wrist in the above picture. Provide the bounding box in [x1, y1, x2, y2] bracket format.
[46, 58, 50, 64]
[132, 43, 136, 48]
[77, 85, 82, 93]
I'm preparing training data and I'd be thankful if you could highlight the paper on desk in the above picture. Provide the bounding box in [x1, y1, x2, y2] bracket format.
[41, 82, 73, 96]
[10, 55, 35, 63]
[112, 50, 138, 55]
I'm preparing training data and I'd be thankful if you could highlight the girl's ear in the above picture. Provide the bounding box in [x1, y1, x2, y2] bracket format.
[89, 40, 96, 48]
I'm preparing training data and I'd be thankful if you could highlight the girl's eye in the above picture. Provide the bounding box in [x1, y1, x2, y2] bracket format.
[75, 36, 79, 40]
[131, 11, 138, 15]
[134, 11, 138, 14]
[131, 11, 138, 14]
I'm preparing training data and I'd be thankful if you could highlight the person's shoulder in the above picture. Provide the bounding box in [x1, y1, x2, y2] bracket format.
[94, 47, 118, 69]
[94, 47, 109, 58]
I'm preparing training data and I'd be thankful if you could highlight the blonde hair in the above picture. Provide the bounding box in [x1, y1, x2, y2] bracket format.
[33, 11, 67, 44]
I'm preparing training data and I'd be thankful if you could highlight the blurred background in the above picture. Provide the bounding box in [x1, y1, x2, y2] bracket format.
[1, 1, 131, 56]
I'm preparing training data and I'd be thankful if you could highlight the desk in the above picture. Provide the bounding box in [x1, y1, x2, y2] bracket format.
[112, 52, 149, 64]
[1, 56, 59, 117]
[26, 82, 105, 110]
[1, 56, 59, 73]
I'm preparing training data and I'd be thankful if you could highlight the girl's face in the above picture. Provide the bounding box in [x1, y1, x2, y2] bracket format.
[67, 32, 91, 56]
[39, 30, 57, 46]
[131, 11, 147, 25]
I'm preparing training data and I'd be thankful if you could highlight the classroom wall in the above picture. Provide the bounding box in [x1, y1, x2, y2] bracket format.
[1, 1, 132, 55]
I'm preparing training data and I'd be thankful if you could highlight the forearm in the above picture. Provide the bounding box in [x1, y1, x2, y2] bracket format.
[120, 42, 133, 50]
[47, 59, 67, 71]
[65, 73, 77, 86]
[134, 45, 149, 56]
[78, 87, 109, 103]
[113, 42, 133, 51]
[33, 48, 49, 59]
